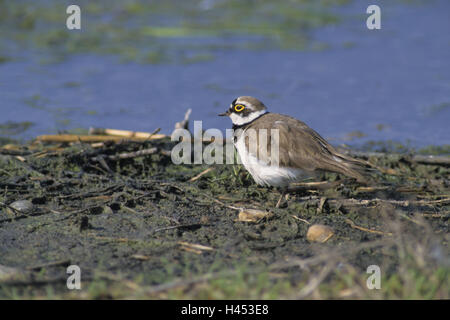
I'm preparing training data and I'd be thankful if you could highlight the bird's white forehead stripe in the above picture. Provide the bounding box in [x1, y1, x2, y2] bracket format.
[235, 99, 253, 109]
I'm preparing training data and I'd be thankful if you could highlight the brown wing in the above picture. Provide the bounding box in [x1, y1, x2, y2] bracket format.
[244, 113, 371, 183]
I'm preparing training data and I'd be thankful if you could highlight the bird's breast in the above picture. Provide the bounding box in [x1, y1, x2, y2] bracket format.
[234, 131, 308, 187]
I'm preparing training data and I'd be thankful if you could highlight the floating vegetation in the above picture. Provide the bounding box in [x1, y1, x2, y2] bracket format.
[0, 121, 34, 136]
[427, 102, 450, 116]
[0, 0, 347, 64]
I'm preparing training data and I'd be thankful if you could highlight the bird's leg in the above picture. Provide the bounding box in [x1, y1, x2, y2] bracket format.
[275, 187, 288, 208]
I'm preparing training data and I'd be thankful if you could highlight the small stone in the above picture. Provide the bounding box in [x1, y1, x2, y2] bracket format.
[6, 200, 34, 216]
[306, 224, 334, 243]
[131, 254, 150, 261]
[102, 206, 113, 214]
[237, 209, 272, 223]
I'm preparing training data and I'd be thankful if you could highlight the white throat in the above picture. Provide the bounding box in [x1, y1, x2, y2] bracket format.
[230, 110, 267, 126]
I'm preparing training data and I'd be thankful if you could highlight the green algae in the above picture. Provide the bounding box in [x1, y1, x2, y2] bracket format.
[0, 0, 347, 64]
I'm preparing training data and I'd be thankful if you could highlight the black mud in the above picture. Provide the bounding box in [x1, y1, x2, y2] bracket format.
[0, 139, 448, 299]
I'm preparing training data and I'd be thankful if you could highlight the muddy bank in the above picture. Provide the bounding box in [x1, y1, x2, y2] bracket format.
[0, 138, 448, 299]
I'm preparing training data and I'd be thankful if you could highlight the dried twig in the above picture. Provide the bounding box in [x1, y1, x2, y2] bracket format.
[317, 197, 327, 213]
[90, 235, 140, 243]
[198, 192, 243, 210]
[420, 211, 450, 218]
[27, 260, 71, 271]
[91, 147, 158, 162]
[297, 197, 450, 209]
[0, 148, 32, 156]
[189, 167, 214, 182]
[153, 223, 203, 233]
[289, 181, 341, 192]
[211, 198, 242, 211]
[345, 218, 392, 236]
[174, 108, 192, 130]
[291, 215, 310, 224]
[178, 241, 214, 254]
[36, 134, 164, 143]
[296, 262, 336, 299]
[88, 128, 166, 140]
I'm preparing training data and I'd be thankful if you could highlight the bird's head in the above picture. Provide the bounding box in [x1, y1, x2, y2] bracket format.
[219, 96, 268, 126]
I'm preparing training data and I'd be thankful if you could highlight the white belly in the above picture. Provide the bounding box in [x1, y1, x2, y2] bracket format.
[234, 134, 309, 187]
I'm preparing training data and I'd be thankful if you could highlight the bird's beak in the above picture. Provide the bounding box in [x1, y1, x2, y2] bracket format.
[218, 110, 231, 117]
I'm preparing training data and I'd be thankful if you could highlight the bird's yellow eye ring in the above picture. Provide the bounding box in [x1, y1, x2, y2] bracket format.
[234, 104, 245, 112]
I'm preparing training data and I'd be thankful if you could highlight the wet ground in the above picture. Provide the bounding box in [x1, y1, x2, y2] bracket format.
[0, 137, 448, 299]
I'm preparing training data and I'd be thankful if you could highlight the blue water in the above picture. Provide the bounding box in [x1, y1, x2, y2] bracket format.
[0, 0, 449, 147]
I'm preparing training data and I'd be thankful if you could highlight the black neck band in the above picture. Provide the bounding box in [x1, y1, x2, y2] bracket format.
[232, 112, 268, 131]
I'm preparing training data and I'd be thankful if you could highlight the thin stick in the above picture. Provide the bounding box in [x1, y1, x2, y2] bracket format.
[300, 197, 450, 209]
[291, 215, 311, 224]
[36, 134, 165, 143]
[345, 218, 392, 236]
[211, 198, 242, 211]
[174, 108, 192, 130]
[0, 149, 32, 156]
[88, 128, 166, 140]
[417, 211, 450, 218]
[199, 192, 243, 210]
[189, 167, 214, 182]
[27, 260, 71, 271]
[276, 190, 286, 208]
[153, 223, 203, 233]
[296, 262, 336, 299]
[289, 181, 341, 191]
[92, 147, 158, 162]
[91, 235, 139, 243]
[178, 241, 214, 252]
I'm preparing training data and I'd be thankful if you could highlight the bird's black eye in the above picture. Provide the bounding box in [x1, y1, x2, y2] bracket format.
[234, 104, 245, 112]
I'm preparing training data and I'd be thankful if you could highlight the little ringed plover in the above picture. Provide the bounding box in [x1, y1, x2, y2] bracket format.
[219, 96, 373, 198]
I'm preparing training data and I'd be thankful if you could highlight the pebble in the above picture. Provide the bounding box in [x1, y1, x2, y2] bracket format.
[306, 224, 334, 243]
[237, 208, 271, 222]
[6, 200, 34, 216]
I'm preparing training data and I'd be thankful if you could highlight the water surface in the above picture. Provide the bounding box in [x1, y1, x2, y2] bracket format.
[0, 0, 449, 149]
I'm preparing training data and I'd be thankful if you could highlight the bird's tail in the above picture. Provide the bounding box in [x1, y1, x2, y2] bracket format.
[323, 152, 378, 185]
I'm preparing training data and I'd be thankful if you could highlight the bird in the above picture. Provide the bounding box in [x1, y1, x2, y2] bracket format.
[219, 96, 374, 207]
